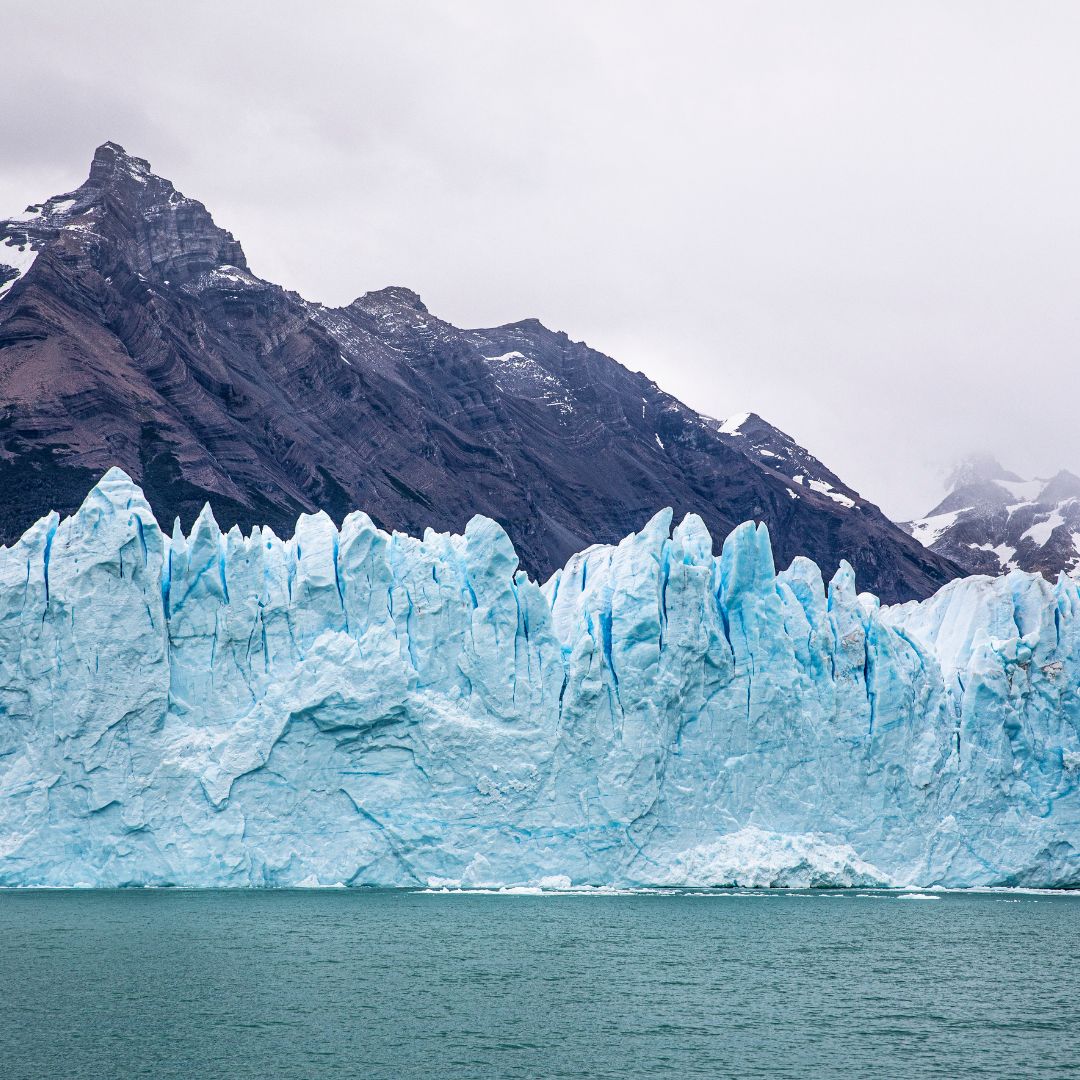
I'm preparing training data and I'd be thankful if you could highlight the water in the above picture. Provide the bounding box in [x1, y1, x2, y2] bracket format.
[0, 889, 1077, 1079]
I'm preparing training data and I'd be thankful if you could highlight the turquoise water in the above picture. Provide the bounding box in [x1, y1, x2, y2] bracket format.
[0, 889, 1077, 1079]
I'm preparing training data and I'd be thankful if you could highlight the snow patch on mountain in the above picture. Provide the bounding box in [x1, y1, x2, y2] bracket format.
[968, 542, 1018, 570]
[0, 238, 39, 300]
[1022, 508, 1067, 548]
[999, 478, 1045, 503]
[909, 509, 968, 547]
[792, 474, 856, 509]
[719, 411, 752, 435]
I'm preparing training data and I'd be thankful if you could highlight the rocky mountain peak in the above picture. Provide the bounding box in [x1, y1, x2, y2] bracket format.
[499, 317, 555, 336]
[713, 410, 862, 509]
[352, 285, 429, 314]
[1038, 469, 1080, 506]
[906, 456, 1080, 578]
[87, 141, 154, 186]
[1, 141, 249, 292]
[945, 453, 1021, 491]
[344, 286, 439, 342]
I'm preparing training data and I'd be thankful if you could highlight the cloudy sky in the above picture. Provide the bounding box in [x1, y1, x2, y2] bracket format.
[5, 1, 1079, 519]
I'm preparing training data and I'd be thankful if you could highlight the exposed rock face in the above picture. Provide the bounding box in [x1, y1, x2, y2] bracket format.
[0, 472, 1075, 888]
[0, 143, 961, 602]
[904, 454, 1080, 578]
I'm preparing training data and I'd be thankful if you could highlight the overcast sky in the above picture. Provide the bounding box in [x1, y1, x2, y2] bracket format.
[5, 1, 1079, 519]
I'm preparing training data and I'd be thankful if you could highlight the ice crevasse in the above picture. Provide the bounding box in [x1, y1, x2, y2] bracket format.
[0, 468, 1077, 889]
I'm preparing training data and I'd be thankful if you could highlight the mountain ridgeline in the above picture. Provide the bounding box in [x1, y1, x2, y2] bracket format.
[0, 142, 961, 601]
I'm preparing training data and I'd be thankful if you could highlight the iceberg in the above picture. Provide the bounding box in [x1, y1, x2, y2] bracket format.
[0, 469, 1076, 888]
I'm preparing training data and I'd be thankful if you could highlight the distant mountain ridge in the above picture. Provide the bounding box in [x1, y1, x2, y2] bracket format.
[0, 141, 961, 601]
[903, 453, 1080, 577]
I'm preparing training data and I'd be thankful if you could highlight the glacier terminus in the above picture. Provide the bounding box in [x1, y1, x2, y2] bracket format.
[0, 469, 1077, 889]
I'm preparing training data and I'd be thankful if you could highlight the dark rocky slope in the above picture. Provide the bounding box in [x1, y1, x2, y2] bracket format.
[0, 142, 961, 601]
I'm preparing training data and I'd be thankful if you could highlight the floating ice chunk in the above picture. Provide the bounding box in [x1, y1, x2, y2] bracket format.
[653, 828, 893, 890]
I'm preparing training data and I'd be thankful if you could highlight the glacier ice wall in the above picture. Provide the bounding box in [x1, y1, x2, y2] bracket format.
[0, 469, 1077, 888]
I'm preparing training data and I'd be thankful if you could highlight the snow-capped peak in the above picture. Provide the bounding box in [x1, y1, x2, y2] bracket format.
[904, 457, 1080, 578]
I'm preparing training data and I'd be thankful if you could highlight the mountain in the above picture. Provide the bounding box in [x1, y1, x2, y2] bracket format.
[0, 470, 1076, 888]
[711, 410, 862, 508]
[903, 453, 1080, 577]
[0, 142, 961, 602]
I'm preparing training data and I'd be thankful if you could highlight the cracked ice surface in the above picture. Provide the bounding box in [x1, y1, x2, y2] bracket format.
[0, 468, 1077, 888]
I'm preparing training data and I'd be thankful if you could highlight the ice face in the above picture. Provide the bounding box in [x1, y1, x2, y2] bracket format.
[0, 469, 1076, 888]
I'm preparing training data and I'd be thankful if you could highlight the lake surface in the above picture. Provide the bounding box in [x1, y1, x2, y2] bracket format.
[0, 888, 1077, 1079]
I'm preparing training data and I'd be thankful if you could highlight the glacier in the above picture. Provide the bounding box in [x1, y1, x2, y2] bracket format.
[0, 468, 1077, 889]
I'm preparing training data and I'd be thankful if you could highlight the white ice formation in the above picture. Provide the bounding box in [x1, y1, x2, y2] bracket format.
[0, 470, 1076, 888]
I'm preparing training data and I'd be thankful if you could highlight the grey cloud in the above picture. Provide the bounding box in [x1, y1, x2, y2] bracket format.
[3, 0, 1079, 519]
